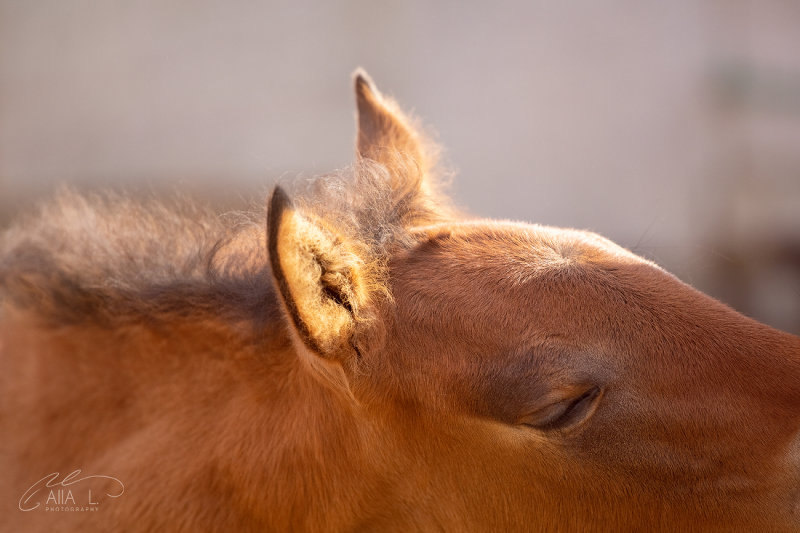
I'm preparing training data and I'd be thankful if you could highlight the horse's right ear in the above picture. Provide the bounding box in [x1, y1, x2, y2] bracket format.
[267, 186, 371, 388]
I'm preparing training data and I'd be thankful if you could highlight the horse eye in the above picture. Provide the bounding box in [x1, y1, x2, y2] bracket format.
[519, 386, 602, 432]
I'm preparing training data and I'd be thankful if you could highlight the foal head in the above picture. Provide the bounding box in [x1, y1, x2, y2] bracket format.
[267, 71, 800, 530]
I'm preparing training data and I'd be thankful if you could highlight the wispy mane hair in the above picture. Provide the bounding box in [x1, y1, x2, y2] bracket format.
[0, 154, 449, 327]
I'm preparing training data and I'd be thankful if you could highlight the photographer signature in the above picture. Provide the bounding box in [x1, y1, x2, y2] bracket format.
[19, 470, 125, 511]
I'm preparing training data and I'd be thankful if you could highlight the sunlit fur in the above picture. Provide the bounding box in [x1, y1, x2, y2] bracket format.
[2, 71, 800, 532]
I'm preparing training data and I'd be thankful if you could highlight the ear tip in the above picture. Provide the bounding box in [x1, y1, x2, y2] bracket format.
[270, 185, 290, 205]
[268, 186, 292, 224]
[353, 68, 377, 99]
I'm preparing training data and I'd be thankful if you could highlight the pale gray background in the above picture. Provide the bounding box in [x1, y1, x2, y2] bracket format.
[1, 1, 799, 332]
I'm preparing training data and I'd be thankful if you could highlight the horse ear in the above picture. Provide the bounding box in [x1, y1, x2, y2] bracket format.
[267, 187, 369, 382]
[354, 70, 430, 173]
[354, 69, 451, 226]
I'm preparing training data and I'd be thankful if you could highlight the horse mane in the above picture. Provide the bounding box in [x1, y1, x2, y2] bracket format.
[0, 156, 451, 328]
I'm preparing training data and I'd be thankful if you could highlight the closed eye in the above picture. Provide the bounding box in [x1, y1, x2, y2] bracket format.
[519, 386, 602, 432]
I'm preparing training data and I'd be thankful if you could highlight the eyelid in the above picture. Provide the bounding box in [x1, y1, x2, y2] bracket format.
[517, 385, 602, 431]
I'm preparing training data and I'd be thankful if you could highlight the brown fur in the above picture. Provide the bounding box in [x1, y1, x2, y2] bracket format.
[2, 72, 800, 532]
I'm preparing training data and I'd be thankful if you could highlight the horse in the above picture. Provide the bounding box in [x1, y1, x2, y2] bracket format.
[1, 70, 799, 532]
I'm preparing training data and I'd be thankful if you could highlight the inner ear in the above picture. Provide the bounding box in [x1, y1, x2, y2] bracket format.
[517, 384, 604, 432]
[267, 187, 367, 365]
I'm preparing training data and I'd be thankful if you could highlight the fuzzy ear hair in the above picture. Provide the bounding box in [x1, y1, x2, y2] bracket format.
[267, 187, 369, 372]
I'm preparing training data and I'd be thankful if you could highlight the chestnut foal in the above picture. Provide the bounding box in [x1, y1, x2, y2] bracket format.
[2, 72, 800, 531]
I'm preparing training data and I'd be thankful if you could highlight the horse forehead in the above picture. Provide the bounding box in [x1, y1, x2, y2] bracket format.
[390, 221, 656, 336]
[402, 221, 647, 284]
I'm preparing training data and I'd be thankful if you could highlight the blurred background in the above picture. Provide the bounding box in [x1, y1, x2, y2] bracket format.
[1, 1, 798, 333]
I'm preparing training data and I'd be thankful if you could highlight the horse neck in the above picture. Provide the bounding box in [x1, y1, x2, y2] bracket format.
[3, 303, 385, 530]
[217, 322, 391, 529]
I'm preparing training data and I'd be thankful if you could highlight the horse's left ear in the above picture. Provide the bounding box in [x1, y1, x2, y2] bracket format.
[267, 186, 370, 384]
